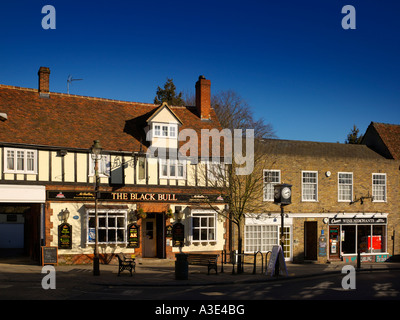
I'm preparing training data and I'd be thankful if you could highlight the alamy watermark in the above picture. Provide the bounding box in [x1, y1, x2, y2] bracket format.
[41, 5, 56, 30]
[341, 265, 356, 290]
[145, 128, 255, 176]
[41, 266, 56, 290]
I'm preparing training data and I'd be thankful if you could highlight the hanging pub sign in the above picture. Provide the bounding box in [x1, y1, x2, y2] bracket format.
[58, 223, 72, 249]
[127, 224, 140, 248]
[172, 223, 185, 247]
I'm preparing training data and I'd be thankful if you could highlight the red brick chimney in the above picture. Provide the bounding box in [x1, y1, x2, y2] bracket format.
[195, 75, 211, 120]
[38, 67, 50, 97]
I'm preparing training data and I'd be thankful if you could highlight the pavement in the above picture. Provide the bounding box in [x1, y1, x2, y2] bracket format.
[1, 256, 400, 288]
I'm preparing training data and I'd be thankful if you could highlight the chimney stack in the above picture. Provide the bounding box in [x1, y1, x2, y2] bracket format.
[38, 67, 50, 98]
[195, 75, 211, 120]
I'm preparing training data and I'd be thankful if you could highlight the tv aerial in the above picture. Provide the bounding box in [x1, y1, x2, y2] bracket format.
[67, 75, 83, 94]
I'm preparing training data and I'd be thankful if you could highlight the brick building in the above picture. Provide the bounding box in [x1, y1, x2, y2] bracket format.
[0, 67, 228, 264]
[244, 138, 400, 263]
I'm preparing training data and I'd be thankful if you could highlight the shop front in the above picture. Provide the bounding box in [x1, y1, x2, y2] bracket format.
[0, 185, 46, 261]
[328, 214, 389, 263]
[46, 189, 227, 264]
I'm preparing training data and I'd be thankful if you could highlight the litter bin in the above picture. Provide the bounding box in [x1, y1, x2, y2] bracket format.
[175, 253, 188, 280]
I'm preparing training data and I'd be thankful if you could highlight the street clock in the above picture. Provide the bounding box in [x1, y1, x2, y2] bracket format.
[274, 183, 292, 205]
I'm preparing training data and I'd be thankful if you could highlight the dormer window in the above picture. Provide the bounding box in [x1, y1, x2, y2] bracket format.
[153, 123, 177, 138]
[146, 102, 183, 147]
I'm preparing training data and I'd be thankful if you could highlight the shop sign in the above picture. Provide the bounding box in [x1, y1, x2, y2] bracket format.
[127, 224, 140, 248]
[172, 223, 185, 247]
[47, 191, 226, 203]
[58, 223, 72, 249]
[329, 217, 386, 225]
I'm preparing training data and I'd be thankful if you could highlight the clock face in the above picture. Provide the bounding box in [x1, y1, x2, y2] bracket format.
[274, 188, 280, 199]
[282, 187, 291, 199]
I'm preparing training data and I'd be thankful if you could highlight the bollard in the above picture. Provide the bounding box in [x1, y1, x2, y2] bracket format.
[175, 253, 188, 280]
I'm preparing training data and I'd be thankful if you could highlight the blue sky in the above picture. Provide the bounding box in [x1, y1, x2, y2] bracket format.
[0, 0, 399, 143]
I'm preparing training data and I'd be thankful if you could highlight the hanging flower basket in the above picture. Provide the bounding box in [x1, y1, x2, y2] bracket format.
[166, 208, 174, 219]
[136, 208, 147, 219]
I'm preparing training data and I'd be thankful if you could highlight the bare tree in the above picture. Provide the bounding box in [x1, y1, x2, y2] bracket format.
[211, 90, 275, 139]
[185, 88, 276, 272]
[197, 139, 272, 273]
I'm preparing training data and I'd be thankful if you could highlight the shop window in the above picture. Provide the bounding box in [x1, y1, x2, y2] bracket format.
[341, 224, 387, 255]
[358, 225, 372, 253]
[341, 225, 356, 254]
[87, 210, 127, 244]
[4, 148, 37, 174]
[372, 225, 386, 253]
[245, 224, 291, 257]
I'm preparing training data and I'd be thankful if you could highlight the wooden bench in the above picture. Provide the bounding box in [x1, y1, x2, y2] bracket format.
[116, 253, 136, 276]
[187, 253, 219, 275]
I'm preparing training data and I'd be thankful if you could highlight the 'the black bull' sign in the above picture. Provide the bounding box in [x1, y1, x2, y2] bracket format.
[48, 191, 226, 203]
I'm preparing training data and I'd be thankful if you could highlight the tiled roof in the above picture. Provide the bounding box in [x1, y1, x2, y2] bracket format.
[0, 85, 222, 154]
[259, 138, 385, 160]
[369, 122, 400, 160]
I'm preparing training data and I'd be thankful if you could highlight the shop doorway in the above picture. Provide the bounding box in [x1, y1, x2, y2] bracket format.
[304, 221, 317, 260]
[143, 219, 156, 257]
[0, 204, 41, 261]
[142, 213, 166, 258]
[329, 226, 340, 260]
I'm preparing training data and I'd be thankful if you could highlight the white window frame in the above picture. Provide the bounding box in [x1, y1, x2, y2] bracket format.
[244, 217, 292, 260]
[159, 159, 186, 179]
[88, 154, 111, 177]
[86, 208, 127, 245]
[263, 170, 280, 201]
[153, 123, 178, 138]
[302, 171, 318, 202]
[338, 172, 353, 202]
[190, 211, 217, 244]
[372, 173, 387, 202]
[4, 147, 37, 174]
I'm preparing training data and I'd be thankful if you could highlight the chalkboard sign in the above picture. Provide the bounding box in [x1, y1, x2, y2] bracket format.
[172, 223, 184, 247]
[266, 245, 288, 277]
[41, 246, 58, 266]
[58, 223, 72, 249]
[127, 224, 140, 248]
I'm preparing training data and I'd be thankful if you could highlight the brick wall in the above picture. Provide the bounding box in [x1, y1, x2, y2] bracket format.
[245, 150, 400, 262]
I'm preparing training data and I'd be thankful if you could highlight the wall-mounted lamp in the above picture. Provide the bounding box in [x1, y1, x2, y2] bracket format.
[128, 209, 138, 223]
[175, 206, 183, 222]
[61, 208, 70, 223]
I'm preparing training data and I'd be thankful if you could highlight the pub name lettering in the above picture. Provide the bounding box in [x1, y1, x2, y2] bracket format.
[111, 192, 177, 201]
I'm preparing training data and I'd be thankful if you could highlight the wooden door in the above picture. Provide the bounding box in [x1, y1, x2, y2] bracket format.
[304, 221, 317, 260]
[143, 219, 156, 257]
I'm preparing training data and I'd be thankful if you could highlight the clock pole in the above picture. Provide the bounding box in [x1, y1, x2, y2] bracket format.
[280, 204, 285, 255]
